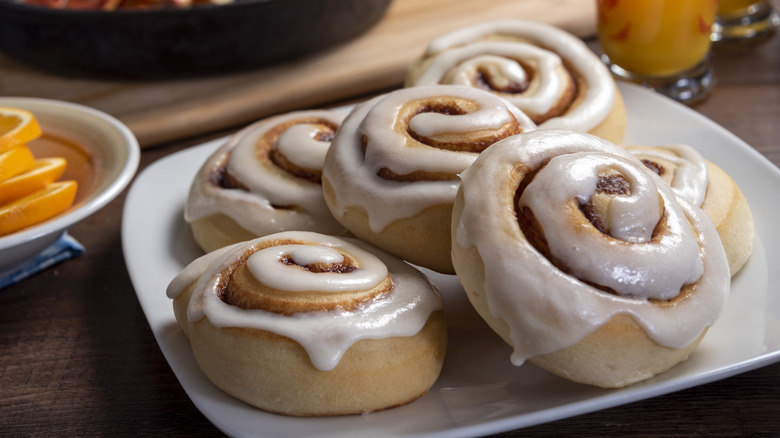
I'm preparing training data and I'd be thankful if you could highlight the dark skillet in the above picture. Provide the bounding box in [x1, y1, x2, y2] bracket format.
[0, 0, 393, 80]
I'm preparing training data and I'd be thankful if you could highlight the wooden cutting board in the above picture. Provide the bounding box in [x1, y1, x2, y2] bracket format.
[0, 0, 596, 148]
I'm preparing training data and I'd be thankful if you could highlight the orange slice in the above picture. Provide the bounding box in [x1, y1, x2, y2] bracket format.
[0, 157, 67, 206]
[0, 180, 78, 236]
[0, 145, 36, 183]
[0, 107, 42, 154]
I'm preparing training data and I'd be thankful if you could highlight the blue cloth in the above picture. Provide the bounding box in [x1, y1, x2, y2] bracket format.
[0, 232, 84, 289]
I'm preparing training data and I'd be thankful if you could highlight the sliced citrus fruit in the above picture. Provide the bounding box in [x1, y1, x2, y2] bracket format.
[0, 157, 68, 206]
[0, 180, 78, 236]
[0, 145, 36, 183]
[0, 107, 42, 154]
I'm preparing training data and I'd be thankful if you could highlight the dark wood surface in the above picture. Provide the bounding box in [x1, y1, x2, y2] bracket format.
[1, 31, 779, 437]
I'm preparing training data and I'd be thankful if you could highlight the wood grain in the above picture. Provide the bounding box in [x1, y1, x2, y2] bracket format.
[0, 0, 596, 147]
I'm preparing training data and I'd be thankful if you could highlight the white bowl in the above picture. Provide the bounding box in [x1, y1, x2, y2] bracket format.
[0, 97, 140, 274]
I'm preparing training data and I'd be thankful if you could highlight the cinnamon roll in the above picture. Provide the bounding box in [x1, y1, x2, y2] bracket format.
[322, 85, 536, 274]
[185, 110, 347, 253]
[406, 20, 626, 144]
[626, 143, 754, 276]
[451, 130, 730, 388]
[167, 231, 447, 416]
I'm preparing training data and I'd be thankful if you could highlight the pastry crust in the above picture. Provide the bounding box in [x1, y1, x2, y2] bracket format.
[703, 162, 754, 276]
[530, 315, 706, 388]
[188, 310, 446, 416]
[320, 183, 454, 274]
[322, 85, 536, 274]
[451, 130, 730, 388]
[405, 19, 626, 144]
[189, 214, 257, 255]
[167, 231, 447, 416]
[185, 110, 347, 253]
[586, 88, 626, 147]
[453, 236, 707, 388]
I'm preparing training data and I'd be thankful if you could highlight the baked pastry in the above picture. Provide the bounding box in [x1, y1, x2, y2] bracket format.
[185, 110, 347, 253]
[451, 130, 730, 388]
[167, 231, 447, 416]
[626, 143, 754, 276]
[406, 19, 626, 144]
[322, 85, 536, 274]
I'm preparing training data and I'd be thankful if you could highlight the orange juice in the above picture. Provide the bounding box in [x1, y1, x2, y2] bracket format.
[28, 133, 95, 207]
[718, 0, 758, 16]
[597, 0, 717, 77]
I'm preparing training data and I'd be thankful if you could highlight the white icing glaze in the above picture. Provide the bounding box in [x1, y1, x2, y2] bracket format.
[409, 19, 615, 133]
[185, 110, 346, 237]
[270, 123, 329, 173]
[167, 231, 443, 371]
[626, 144, 709, 207]
[246, 244, 388, 292]
[455, 130, 729, 365]
[416, 42, 568, 117]
[518, 152, 702, 300]
[450, 54, 530, 89]
[322, 85, 536, 233]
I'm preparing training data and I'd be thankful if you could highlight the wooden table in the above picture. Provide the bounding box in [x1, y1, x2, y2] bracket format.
[2, 15, 779, 438]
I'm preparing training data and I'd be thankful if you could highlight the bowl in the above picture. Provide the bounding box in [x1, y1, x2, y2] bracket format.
[0, 97, 140, 273]
[0, 0, 394, 79]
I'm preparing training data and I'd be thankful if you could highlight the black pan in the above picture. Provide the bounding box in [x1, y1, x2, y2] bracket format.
[0, 0, 393, 79]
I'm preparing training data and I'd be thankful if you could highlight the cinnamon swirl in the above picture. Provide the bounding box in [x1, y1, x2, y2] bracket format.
[167, 231, 447, 416]
[185, 110, 347, 253]
[406, 20, 626, 144]
[626, 143, 754, 276]
[322, 85, 536, 274]
[451, 130, 730, 388]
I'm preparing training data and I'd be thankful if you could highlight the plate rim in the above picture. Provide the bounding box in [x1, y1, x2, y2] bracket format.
[122, 82, 780, 437]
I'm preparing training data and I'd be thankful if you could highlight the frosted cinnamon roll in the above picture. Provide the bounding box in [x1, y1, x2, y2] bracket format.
[626, 144, 754, 276]
[322, 85, 536, 274]
[406, 20, 626, 144]
[451, 130, 730, 388]
[167, 231, 446, 416]
[185, 110, 347, 253]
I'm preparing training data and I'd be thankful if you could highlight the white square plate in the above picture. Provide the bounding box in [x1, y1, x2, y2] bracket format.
[122, 83, 780, 438]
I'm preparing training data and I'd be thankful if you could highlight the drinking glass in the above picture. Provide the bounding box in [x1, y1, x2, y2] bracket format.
[597, 0, 717, 105]
[711, 0, 779, 47]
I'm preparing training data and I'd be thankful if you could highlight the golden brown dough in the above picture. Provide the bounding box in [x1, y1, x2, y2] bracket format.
[451, 130, 730, 388]
[185, 110, 347, 253]
[322, 85, 536, 274]
[167, 231, 447, 416]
